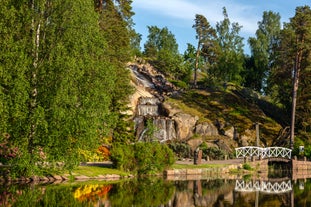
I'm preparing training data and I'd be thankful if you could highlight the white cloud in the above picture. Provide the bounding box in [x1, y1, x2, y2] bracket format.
[132, 0, 260, 35]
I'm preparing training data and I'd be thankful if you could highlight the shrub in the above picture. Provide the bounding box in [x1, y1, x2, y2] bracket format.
[110, 143, 135, 172]
[243, 163, 252, 170]
[167, 142, 191, 158]
[200, 145, 226, 160]
[110, 142, 175, 174]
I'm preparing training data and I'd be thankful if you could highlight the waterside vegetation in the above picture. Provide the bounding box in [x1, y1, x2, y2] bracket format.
[0, 1, 310, 178]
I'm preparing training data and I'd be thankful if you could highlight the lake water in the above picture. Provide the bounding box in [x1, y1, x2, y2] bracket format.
[1, 177, 311, 206]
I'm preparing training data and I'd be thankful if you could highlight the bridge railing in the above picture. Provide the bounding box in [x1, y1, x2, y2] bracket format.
[262, 147, 292, 159]
[235, 146, 292, 159]
[235, 180, 292, 194]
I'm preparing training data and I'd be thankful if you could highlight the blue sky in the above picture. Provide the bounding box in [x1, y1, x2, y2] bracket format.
[132, 0, 310, 54]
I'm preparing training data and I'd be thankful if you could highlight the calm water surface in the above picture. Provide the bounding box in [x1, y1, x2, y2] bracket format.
[1, 177, 311, 207]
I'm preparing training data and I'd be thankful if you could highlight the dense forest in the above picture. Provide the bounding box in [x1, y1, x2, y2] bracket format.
[0, 0, 310, 176]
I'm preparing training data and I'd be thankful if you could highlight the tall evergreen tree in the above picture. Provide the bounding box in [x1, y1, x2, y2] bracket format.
[270, 6, 311, 147]
[289, 6, 311, 147]
[215, 7, 244, 84]
[247, 11, 281, 92]
[192, 14, 217, 86]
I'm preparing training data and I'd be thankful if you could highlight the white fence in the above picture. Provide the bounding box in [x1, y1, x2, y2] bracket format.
[235, 146, 292, 159]
[235, 180, 292, 194]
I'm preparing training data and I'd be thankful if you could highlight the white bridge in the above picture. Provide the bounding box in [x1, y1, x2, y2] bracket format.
[235, 146, 292, 159]
[235, 180, 292, 194]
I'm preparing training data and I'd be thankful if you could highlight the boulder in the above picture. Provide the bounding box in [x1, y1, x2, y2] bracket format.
[173, 113, 198, 140]
[224, 126, 235, 139]
[195, 122, 218, 136]
[162, 102, 181, 117]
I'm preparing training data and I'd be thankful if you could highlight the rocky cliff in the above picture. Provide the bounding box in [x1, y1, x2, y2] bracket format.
[127, 60, 285, 153]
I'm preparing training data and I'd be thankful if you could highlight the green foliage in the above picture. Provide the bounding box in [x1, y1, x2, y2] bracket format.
[0, 0, 135, 177]
[168, 141, 192, 158]
[304, 146, 311, 159]
[199, 143, 227, 160]
[246, 11, 281, 93]
[193, 14, 218, 86]
[110, 143, 136, 172]
[242, 163, 252, 170]
[292, 137, 305, 157]
[110, 142, 175, 174]
[268, 6, 311, 143]
[215, 7, 244, 84]
[0, 134, 19, 165]
[170, 80, 189, 89]
[144, 119, 158, 142]
[143, 26, 187, 80]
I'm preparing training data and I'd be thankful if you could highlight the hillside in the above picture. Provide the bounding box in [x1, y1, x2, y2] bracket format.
[128, 59, 289, 156]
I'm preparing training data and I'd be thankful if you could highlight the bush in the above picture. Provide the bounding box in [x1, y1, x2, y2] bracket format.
[243, 163, 252, 170]
[200, 144, 227, 160]
[170, 80, 188, 89]
[110, 142, 175, 174]
[110, 143, 135, 172]
[167, 142, 191, 159]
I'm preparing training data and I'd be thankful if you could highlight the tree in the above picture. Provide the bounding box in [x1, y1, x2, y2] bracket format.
[130, 30, 142, 57]
[269, 6, 311, 148]
[0, 0, 31, 161]
[289, 6, 311, 148]
[0, 0, 130, 176]
[183, 43, 197, 83]
[143, 26, 185, 80]
[96, 0, 135, 143]
[247, 11, 281, 92]
[192, 14, 217, 86]
[215, 7, 244, 84]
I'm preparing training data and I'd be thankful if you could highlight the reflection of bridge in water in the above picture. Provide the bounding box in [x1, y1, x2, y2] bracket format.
[235, 179, 292, 194]
[234, 179, 294, 207]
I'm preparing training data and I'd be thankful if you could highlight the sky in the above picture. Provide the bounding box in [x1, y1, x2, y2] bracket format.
[132, 0, 310, 54]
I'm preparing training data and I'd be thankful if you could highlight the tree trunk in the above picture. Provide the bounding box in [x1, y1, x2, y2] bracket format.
[29, 0, 41, 153]
[194, 41, 200, 87]
[290, 36, 303, 149]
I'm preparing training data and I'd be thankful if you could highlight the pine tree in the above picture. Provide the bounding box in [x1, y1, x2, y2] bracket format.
[192, 14, 217, 86]
[269, 6, 311, 146]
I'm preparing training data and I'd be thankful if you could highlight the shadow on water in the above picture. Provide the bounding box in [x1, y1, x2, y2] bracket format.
[2, 176, 311, 206]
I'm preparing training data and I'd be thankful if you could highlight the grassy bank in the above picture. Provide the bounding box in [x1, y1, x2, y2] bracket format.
[70, 166, 131, 178]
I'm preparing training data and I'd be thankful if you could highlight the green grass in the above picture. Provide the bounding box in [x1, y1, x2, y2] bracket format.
[165, 88, 282, 143]
[171, 163, 229, 169]
[70, 166, 130, 177]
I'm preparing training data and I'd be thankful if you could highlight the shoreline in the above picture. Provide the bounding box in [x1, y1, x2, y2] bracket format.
[0, 159, 247, 184]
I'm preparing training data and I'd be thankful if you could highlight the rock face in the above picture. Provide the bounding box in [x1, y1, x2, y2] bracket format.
[129, 61, 255, 149]
[195, 122, 219, 136]
[135, 97, 177, 142]
[173, 113, 198, 140]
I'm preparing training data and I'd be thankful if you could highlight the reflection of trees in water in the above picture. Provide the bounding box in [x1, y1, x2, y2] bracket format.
[294, 179, 311, 207]
[233, 191, 291, 207]
[109, 178, 175, 207]
[3, 178, 311, 206]
[172, 179, 236, 207]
